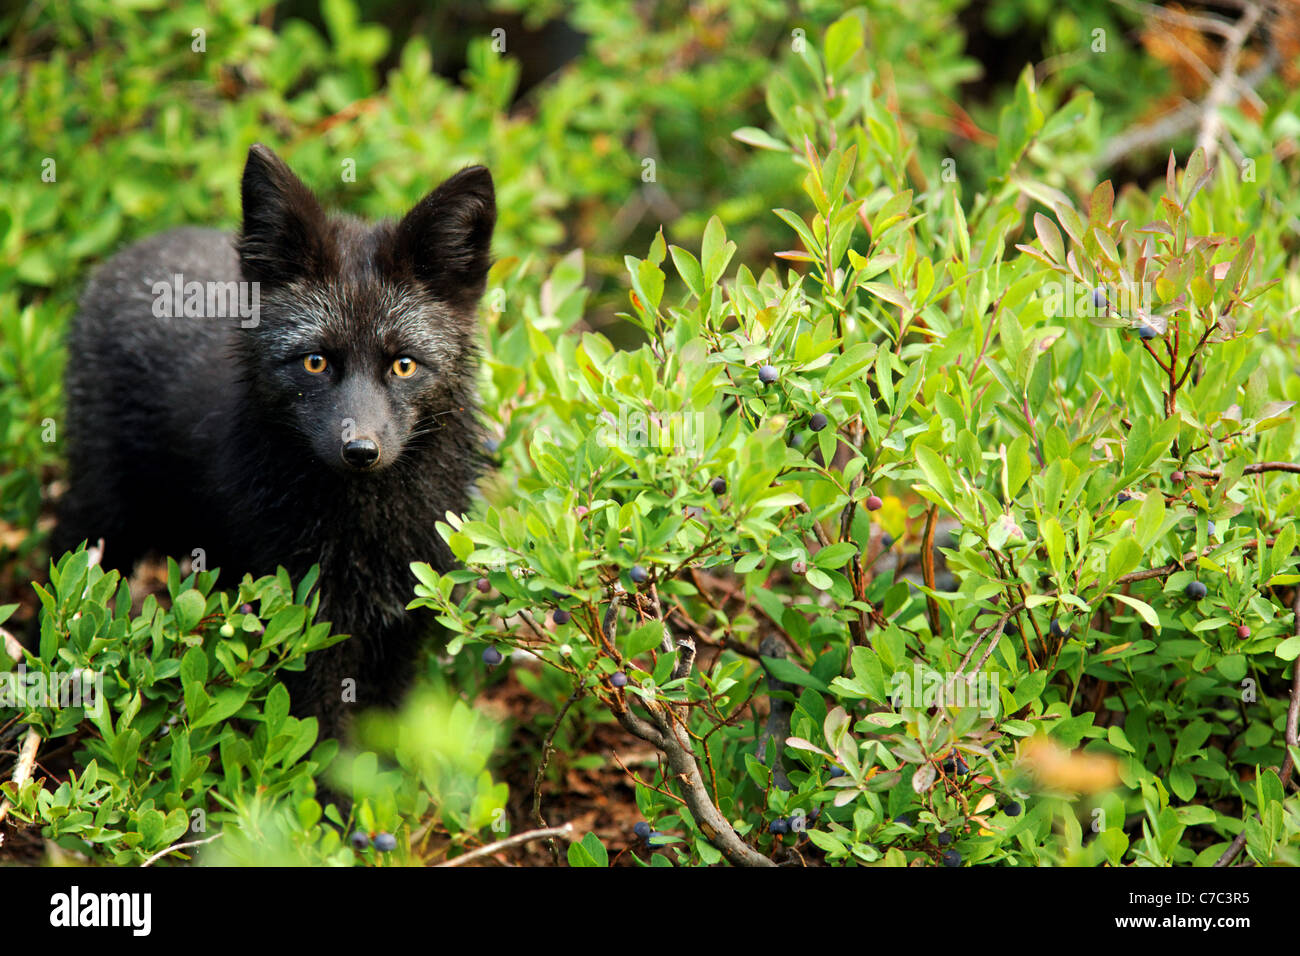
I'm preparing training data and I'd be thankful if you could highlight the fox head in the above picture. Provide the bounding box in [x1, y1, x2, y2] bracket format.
[235, 143, 495, 475]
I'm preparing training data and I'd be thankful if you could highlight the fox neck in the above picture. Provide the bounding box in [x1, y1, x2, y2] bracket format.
[218, 396, 480, 580]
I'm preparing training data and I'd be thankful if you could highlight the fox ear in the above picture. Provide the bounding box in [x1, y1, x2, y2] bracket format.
[394, 166, 496, 306]
[238, 144, 333, 284]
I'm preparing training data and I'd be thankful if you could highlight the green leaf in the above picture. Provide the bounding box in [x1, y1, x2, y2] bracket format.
[567, 841, 597, 867]
[626, 621, 665, 658]
[448, 532, 474, 562]
[171, 590, 205, 633]
[1042, 517, 1065, 573]
[914, 444, 955, 504]
[761, 656, 831, 694]
[700, 216, 735, 288]
[1107, 725, 1135, 753]
[732, 127, 789, 152]
[668, 245, 703, 297]
[824, 14, 863, 78]
[1275, 634, 1300, 661]
[805, 567, 834, 591]
[1111, 592, 1160, 630]
[813, 543, 857, 569]
[578, 831, 608, 867]
[1106, 537, 1142, 583]
[1033, 213, 1063, 264]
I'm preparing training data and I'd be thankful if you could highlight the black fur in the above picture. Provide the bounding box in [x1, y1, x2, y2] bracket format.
[52, 144, 495, 739]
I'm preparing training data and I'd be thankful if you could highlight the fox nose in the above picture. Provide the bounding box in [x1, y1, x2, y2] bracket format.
[342, 438, 380, 469]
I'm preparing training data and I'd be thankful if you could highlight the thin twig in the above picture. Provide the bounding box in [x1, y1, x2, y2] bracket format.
[140, 832, 224, 867]
[600, 585, 770, 862]
[922, 505, 942, 637]
[1195, 0, 1266, 162]
[437, 823, 576, 867]
[0, 729, 42, 827]
[610, 748, 687, 807]
[1111, 0, 1239, 38]
[608, 691, 772, 866]
[796, 501, 833, 548]
[1116, 537, 1273, 585]
[1189, 462, 1300, 479]
[1100, 0, 1276, 168]
[531, 684, 584, 864]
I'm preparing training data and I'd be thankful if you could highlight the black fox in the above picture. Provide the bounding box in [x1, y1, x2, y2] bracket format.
[52, 144, 495, 739]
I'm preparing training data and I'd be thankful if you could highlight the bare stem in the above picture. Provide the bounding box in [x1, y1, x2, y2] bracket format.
[438, 823, 576, 867]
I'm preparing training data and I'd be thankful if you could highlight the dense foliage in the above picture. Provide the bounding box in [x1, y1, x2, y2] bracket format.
[421, 86, 1300, 865]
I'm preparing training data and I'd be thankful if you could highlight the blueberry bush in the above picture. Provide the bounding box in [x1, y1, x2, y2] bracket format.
[1, 548, 509, 865]
[416, 22, 1300, 867]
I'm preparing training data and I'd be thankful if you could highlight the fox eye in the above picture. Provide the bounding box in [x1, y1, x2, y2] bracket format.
[392, 357, 417, 378]
[302, 354, 328, 374]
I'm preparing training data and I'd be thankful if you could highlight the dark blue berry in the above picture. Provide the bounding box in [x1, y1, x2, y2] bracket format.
[828, 766, 846, 779]
[769, 818, 789, 835]
[350, 831, 370, 850]
[1185, 580, 1207, 600]
[1091, 287, 1108, 311]
[475, 577, 491, 593]
[633, 821, 651, 839]
[710, 476, 727, 495]
[374, 832, 397, 853]
[1138, 323, 1158, 340]
[758, 364, 779, 385]
[611, 671, 628, 688]
[1050, 619, 1066, 639]
[553, 609, 571, 625]
[942, 849, 962, 866]
[630, 565, 649, 584]
[482, 646, 503, 666]
[1117, 491, 1131, 504]
[881, 533, 894, 549]
[1005, 801, 1022, 817]
[938, 831, 953, 846]
[809, 412, 828, 432]
[895, 812, 914, 827]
